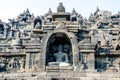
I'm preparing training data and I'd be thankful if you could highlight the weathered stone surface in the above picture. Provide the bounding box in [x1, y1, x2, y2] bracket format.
[0, 2, 120, 80]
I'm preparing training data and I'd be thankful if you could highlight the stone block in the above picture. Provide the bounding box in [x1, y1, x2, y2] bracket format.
[94, 77, 108, 80]
[59, 72, 67, 78]
[112, 73, 120, 78]
[66, 72, 74, 78]
[87, 73, 100, 78]
[100, 73, 114, 78]
[73, 72, 87, 77]
[65, 78, 80, 80]
[80, 77, 94, 80]
[46, 72, 60, 78]
[108, 78, 120, 80]
[37, 72, 46, 77]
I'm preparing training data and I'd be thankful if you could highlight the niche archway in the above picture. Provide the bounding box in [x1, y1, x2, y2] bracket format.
[46, 32, 72, 65]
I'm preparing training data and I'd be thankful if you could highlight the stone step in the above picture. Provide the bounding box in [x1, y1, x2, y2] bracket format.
[46, 66, 74, 72]
[68, 30, 78, 32]
[1, 77, 120, 80]
[25, 46, 41, 49]
[1, 72, 120, 80]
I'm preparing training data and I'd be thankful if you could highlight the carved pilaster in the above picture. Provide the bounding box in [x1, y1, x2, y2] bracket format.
[25, 53, 31, 71]
[71, 37, 79, 66]
[38, 52, 45, 71]
[87, 53, 95, 72]
[4, 28, 7, 38]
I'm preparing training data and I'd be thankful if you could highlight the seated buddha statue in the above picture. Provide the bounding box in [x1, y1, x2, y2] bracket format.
[48, 44, 71, 66]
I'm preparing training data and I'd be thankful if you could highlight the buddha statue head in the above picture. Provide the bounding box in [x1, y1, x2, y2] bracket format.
[58, 44, 63, 52]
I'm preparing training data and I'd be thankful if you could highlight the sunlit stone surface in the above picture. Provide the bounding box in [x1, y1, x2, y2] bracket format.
[0, 2, 120, 80]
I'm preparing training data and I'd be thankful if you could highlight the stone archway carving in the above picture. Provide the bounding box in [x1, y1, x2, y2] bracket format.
[41, 30, 79, 69]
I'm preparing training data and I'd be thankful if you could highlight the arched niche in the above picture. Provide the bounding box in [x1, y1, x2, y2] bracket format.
[0, 24, 4, 34]
[41, 31, 79, 68]
[46, 32, 72, 65]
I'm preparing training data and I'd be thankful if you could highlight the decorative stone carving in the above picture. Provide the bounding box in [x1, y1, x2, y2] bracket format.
[12, 31, 23, 46]
[57, 2, 65, 13]
[33, 16, 42, 28]
[100, 32, 107, 48]
[8, 58, 19, 69]
[19, 58, 25, 72]
[54, 22, 68, 33]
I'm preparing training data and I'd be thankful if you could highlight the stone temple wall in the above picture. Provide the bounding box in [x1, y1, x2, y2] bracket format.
[0, 2, 120, 80]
